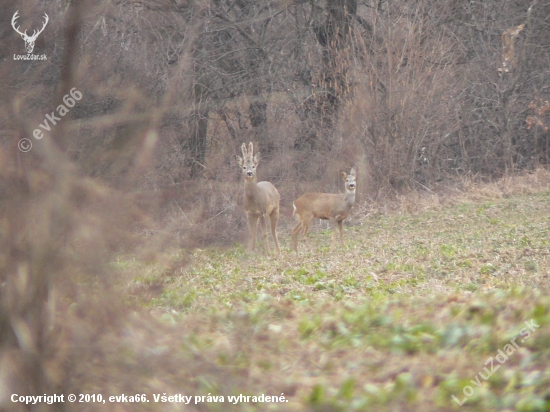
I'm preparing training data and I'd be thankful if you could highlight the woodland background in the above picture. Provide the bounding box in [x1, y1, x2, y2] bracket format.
[2, 0, 550, 245]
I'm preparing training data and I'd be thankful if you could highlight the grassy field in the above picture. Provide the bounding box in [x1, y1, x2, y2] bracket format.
[117, 189, 550, 411]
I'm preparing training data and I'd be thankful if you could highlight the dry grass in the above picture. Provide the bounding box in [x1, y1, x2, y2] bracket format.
[3, 152, 550, 412]
[108, 172, 550, 411]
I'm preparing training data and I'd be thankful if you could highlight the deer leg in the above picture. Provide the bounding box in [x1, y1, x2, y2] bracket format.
[248, 214, 259, 251]
[291, 218, 303, 251]
[328, 217, 339, 249]
[261, 214, 270, 254]
[270, 209, 281, 254]
[301, 214, 314, 251]
[337, 220, 344, 246]
[301, 213, 312, 238]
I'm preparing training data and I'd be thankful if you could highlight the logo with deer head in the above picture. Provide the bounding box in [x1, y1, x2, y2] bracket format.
[12, 10, 49, 54]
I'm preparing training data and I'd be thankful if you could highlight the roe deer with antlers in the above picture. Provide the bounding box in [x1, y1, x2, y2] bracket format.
[236, 142, 281, 254]
[291, 168, 356, 251]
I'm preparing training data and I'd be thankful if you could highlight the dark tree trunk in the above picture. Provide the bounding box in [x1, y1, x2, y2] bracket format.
[188, 110, 208, 178]
[297, 0, 357, 150]
[249, 100, 271, 153]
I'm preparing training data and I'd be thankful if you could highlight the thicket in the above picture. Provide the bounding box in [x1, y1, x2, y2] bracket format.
[2, 0, 550, 244]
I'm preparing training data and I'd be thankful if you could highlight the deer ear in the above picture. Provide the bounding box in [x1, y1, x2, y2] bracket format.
[253, 152, 261, 164]
[350, 168, 356, 177]
[236, 155, 243, 167]
[341, 171, 348, 180]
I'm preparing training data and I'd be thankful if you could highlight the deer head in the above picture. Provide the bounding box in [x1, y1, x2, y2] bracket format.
[12, 11, 49, 54]
[341, 168, 356, 192]
[236, 142, 261, 181]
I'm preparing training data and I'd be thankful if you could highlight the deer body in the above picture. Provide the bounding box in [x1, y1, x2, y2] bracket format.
[237, 143, 280, 254]
[291, 169, 356, 251]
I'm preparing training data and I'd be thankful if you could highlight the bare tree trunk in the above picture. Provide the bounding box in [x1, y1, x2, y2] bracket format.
[186, 19, 210, 180]
[188, 109, 208, 178]
[250, 100, 270, 153]
[298, 0, 357, 149]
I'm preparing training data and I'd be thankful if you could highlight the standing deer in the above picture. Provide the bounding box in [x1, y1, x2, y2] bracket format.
[236, 142, 281, 254]
[291, 168, 356, 251]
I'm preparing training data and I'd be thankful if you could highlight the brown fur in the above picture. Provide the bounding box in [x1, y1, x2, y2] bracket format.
[236, 142, 280, 254]
[291, 169, 356, 251]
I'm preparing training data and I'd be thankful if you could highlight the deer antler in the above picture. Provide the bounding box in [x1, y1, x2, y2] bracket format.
[11, 11, 26, 37]
[11, 11, 49, 41]
[28, 13, 49, 41]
